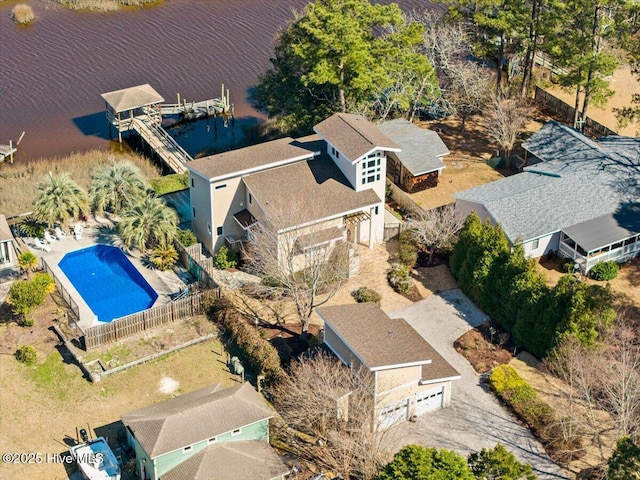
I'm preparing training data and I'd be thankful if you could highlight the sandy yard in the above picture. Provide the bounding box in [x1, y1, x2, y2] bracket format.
[545, 63, 640, 136]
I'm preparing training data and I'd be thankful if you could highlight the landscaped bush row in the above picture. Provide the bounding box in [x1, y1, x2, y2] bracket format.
[489, 365, 582, 463]
[450, 213, 615, 358]
[212, 303, 286, 386]
[387, 263, 412, 294]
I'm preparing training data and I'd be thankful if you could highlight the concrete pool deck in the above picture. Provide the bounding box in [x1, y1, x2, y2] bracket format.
[28, 218, 190, 332]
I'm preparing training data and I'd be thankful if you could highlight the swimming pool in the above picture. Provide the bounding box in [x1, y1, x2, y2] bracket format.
[59, 245, 158, 322]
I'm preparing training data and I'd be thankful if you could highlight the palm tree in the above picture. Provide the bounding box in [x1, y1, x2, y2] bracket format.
[90, 159, 148, 216]
[17, 251, 38, 279]
[33, 172, 88, 227]
[118, 196, 178, 252]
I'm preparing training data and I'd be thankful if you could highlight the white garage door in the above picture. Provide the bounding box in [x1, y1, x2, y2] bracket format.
[414, 386, 444, 415]
[378, 400, 409, 430]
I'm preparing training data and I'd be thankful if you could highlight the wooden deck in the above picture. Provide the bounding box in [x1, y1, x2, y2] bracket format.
[161, 98, 231, 120]
[131, 119, 192, 174]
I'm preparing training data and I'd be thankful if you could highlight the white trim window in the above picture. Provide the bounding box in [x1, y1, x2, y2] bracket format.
[361, 156, 381, 185]
[531, 238, 540, 250]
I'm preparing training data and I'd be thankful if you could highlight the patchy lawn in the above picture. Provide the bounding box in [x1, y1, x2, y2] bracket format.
[0, 294, 236, 480]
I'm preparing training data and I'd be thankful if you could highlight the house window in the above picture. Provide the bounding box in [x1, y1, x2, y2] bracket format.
[531, 238, 540, 250]
[215, 184, 227, 190]
[231, 428, 242, 436]
[374, 206, 379, 215]
[190, 177, 194, 188]
[207, 224, 211, 235]
[248, 193, 252, 204]
[183, 446, 192, 453]
[208, 437, 217, 444]
[192, 207, 196, 218]
[361, 158, 381, 185]
[216, 226, 223, 236]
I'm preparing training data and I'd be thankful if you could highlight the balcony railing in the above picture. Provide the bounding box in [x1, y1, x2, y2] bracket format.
[559, 240, 640, 272]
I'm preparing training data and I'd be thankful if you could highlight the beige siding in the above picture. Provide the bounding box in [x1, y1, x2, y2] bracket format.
[189, 173, 214, 254]
[212, 177, 246, 252]
[376, 366, 422, 395]
[323, 325, 363, 371]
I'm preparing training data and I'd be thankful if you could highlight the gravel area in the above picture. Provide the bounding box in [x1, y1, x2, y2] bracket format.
[387, 290, 571, 480]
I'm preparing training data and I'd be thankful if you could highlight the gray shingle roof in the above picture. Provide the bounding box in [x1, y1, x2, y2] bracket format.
[563, 210, 640, 252]
[121, 383, 274, 458]
[455, 121, 640, 243]
[187, 137, 315, 181]
[377, 119, 449, 175]
[161, 441, 289, 480]
[318, 303, 460, 381]
[100, 84, 164, 113]
[314, 113, 400, 160]
[242, 156, 381, 230]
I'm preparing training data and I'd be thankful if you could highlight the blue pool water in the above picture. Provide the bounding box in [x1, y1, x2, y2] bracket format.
[59, 245, 158, 322]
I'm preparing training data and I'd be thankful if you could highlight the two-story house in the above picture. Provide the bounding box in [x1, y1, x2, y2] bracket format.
[318, 302, 461, 431]
[121, 382, 289, 480]
[185, 113, 400, 257]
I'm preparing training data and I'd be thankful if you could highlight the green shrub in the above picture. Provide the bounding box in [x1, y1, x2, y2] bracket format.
[19, 216, 46, 239]
[150, 173, 189, 196]
[176, 228, 197, 247]
[15, 345, 37, 364]
[387, 263, 412, 294]
[489, 365, 554, 434]
[398, 230, 418, 267]
[7, 275, 53, 325]
[32, 273, 55, 295]
[351, 286, 381, 305]
[213, 303, 285, 386]
[589, 261, 619, 281]
[560, 257, 576, 273]
[214, 246, 237, 269]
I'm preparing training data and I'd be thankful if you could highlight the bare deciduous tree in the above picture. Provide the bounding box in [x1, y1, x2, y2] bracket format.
[242, 203, 350, 335]
[270, 352, 391, 480]
[484, 96, 531, 168]
[409, 204, 465, 265]
[599, 318, 640, 439]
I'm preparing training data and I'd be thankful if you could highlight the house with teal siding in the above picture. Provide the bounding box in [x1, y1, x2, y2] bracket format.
[121, 382, 289, 480]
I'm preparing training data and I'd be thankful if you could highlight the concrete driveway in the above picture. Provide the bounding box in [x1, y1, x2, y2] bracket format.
[387, 289, 570, 479]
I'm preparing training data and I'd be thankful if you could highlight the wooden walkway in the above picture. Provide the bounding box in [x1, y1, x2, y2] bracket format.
[131, 118, 192, 174]
[161, 98, 231, 120]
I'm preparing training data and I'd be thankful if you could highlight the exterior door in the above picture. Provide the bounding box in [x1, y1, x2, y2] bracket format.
[414, 386, 444, 416]
[378, 399, 409, 430]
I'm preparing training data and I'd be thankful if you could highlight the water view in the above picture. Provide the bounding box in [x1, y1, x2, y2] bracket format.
[0, 0, 435, 160]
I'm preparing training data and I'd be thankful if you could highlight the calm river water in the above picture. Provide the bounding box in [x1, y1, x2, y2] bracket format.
[0, 0, 435, 160]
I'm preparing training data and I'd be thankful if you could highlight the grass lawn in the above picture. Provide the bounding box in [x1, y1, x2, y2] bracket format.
[0, 335, 237, 480]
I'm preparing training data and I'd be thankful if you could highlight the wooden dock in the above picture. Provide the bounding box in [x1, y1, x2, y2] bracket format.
[101, 84, 233, 174]
[0, 144, 17, 163]
[131, 119, 192, 174]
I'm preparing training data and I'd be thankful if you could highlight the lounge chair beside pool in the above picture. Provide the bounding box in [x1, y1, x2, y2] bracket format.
[34, 238, 51, 252]
[54, 226, 67, 240]
[74, 224, 83, 240]
[44, 230, 57, 243]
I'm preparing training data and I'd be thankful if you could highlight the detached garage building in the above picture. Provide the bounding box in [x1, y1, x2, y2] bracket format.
[317, 303, 460, 431]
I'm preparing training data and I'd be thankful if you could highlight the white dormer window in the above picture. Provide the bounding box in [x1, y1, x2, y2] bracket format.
[361, 157, 381, 185]
[231, 428, 242, 436]
[183, 445, 192, 453]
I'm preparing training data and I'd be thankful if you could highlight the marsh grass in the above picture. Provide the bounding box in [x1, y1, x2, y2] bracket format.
[53, 0, 161, 12]
[0, 150, 160, 217]
[11, 4, 35, 24]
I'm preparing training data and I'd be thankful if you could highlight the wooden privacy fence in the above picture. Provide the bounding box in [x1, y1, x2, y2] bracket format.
[83, 289, 220, 350]
[174, 240, 219, 289]
[534, 86, 617, 138]
[383, 223, 406, 241]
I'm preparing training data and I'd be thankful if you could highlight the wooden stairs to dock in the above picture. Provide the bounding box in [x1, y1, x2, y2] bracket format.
[131, 119, 192, 174]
